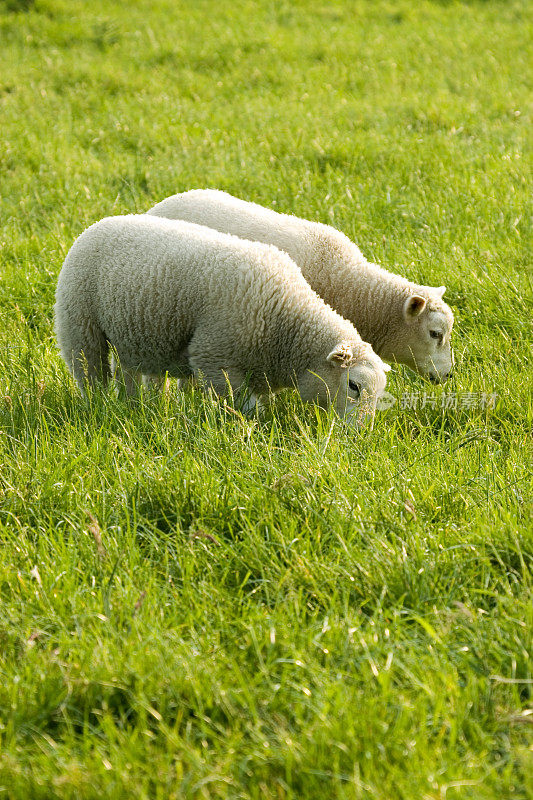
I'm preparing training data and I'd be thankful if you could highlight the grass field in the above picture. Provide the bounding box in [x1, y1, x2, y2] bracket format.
[0, 0, 532, 797]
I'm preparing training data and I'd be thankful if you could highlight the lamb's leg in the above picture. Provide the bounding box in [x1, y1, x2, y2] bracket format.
[58, 319, 110, 392]
[110, 354, 142, 396]
[190, 360, 244, 400]
[142, 373, 169, 392]
[177, 375, 197, 392]
[110, 354, 170, 395]
[238, 391, 259, 415]
[187, 329, 260, 412]
[190, 360, 258, 414]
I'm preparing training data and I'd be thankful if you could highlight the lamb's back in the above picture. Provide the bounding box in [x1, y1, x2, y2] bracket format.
[60, 215, 324, 335]
[148, 190, 319, 268]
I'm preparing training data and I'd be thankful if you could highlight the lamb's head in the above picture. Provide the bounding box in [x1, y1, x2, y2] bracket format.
[384, 287, 454, 383]
[298, 341, 390, 429]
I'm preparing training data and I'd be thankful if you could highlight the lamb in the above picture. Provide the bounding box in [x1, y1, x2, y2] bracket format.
[147, 189, 454, 382]
[54, 215, 390, 426]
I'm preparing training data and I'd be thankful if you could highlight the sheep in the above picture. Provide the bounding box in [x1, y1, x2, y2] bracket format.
[147, 189, 454, 383]
[55, 215, 390, 426]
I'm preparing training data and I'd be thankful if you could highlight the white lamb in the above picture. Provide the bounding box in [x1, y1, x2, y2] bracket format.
[147, 189, 454, 382]
[54, 215, 390, 426]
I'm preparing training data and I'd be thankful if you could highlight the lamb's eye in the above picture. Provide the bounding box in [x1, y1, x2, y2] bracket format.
[348, 379, 360, 398]
[429, 330, 442, 341]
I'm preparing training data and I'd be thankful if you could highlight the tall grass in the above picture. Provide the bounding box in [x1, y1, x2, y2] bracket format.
[0, 0, 531, 797]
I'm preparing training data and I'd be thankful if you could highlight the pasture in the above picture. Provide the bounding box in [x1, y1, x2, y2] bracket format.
[0, 0, 531, 797]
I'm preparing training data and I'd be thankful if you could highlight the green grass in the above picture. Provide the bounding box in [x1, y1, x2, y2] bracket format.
[0, 0, 532, 797]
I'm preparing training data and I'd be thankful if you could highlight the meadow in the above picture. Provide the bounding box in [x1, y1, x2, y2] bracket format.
[0, 0, 531, 797]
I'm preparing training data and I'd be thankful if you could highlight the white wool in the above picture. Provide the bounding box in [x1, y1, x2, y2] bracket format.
[148, 190, 454, 381]
[55, 215, 389, 425]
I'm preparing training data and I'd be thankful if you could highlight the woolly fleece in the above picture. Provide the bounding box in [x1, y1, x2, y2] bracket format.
[55, 215, 389, 423]
[148, 190, 454, 381]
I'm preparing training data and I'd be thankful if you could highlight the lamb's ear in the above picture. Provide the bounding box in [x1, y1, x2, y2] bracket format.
[421, 284, 446, 298]
[403, 295, 427, 320]
[327, 343, 353, 368]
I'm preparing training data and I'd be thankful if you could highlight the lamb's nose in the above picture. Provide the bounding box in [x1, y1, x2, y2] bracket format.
[429, 373, 440, 384]
[443, 368, 453, 380]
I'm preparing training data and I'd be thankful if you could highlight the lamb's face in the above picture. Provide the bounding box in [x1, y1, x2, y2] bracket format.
[298, 343, 390, 429]
[335, 355, 390, 428]
[386, 290, 454, 382]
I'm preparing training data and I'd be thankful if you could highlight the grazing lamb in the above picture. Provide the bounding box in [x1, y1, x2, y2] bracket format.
[55, 215, 390, 426]
[148, 189, 454, 382]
